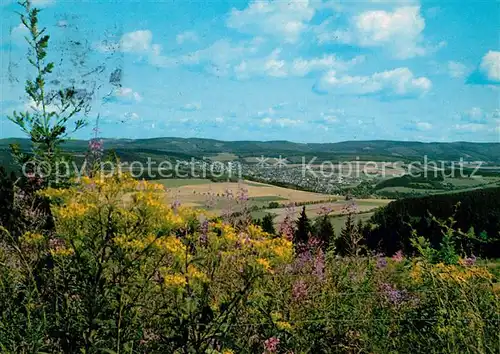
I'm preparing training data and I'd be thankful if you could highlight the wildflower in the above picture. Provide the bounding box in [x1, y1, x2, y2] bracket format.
[199, 219, 209, 246]
[313, 249, 325, 281]
[236, 186, 249, 202]
[292, 279, 308, 301]
[376, 255, 387, 269]
[21, 232, 44, 245]
[379, 283, 412, 306]
[461, 255, 477, 267]
[276, 321, 293, 331]
[49, 238, 74, 257]
[256, 258, 272, 272]
[263, 337, 280, 353]
[392, 250, 404, 262]
[163, 274, 186, 288]
[88, 138, 104, 156]
[171, 199, 181, 211]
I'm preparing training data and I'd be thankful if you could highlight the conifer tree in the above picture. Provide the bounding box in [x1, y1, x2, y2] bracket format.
[261, 213, 276, 236]
[294, 206, 311, 248]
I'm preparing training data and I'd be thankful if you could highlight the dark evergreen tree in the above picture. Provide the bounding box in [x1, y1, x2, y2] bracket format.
[315, 215, 334, 251]
[294, 206, 311, 248]
[261, 213, 276, 236]
[336, 213, 364, 256]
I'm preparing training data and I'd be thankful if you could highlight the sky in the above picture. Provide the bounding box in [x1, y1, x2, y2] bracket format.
[0, 0, 499, 143]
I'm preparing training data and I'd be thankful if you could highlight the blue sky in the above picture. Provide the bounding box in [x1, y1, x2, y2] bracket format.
[1, 0, 499, 143]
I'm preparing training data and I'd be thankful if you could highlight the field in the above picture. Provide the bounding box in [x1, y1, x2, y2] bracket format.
[252, 199, 390, 226]
[155, 179, 390, 221]
[159, 179, 337, 209]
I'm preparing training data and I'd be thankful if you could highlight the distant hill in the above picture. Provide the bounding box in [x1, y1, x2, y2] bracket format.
[1, 137, 499, 167]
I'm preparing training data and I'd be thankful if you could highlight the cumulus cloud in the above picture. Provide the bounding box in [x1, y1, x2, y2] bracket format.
[479, 51, 500, 82]
[119, 30, 154, 53]
[467, 51, 500, 85]
[176, 31, 199, 44]
[314, 67, 431, 98]
[317, 6, 427, 59]
[448, 61, 468, 79]
[227, 0, 315, 43]
[234, 49, 364, 79]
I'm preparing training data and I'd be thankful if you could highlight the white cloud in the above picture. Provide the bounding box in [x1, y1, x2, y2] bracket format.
[260, 117, 302, 127]
[227, 0, 315, 43]
[448, 61, 468, 79]
[415, 122, 432, 131]
[10, 23, 28, 43]
[235, 49, 364, 79]
[459, 107, 499, 123]
[176, 31, 199, 44]
[319, 6, 427, 59]
[215, 117, 224, 123]
[479, 51, 500, 82]
[119, 30, 154, 53]
[453, 123, 487, 132]
[315, 67, 431, 97]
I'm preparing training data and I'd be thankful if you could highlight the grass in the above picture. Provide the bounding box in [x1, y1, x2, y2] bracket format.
[249, 196, 288, 202]
[329, 212, 374, 234]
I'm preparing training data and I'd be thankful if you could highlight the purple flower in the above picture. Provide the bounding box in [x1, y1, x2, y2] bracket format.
[237, 186, 249, 202]
[380, 283, 405, 306]
[88, 138, 104, 155]
[313, 250, 325, 281]
[263, 337, 280, 353]
[376, 256, 388, 269]
[278, 215, 294, 241]
[462, 255, 476, 267]
[171, 199, 181, 211]
[199, 219, 209, 246]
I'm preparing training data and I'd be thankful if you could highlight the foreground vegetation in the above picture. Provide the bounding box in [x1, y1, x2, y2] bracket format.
[0, 175, 498, 353]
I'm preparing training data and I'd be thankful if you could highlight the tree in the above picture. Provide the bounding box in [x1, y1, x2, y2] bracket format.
[261, 213, 276, 236]
[315, 215, 334, 251]
[8, 0, 90, 186]
[336, 213, 364, 256]
[294, 206, 311, 248]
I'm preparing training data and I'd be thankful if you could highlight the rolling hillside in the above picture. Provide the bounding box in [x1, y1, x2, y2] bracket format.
[1, 137, 499, 168]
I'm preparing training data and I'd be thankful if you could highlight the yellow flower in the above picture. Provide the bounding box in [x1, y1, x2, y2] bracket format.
[164, 274, 186, 288]
[50, 247, 74, 257]
[276, 321, 293, 331]
[21, 232, 44, 245]
[187, 265, 209, 283]
[256, 258, 272, 272]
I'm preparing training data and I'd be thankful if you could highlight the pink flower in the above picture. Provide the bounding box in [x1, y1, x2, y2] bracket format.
[392, 250, 404, 262]
[263, 337, 280, 353]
